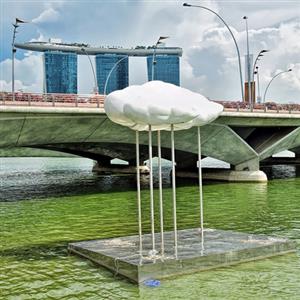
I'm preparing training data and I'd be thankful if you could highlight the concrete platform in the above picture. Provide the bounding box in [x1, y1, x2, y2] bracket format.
[68, 228, 296, 284]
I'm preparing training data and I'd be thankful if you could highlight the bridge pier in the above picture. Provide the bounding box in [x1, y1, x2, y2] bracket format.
[177, 169, 267, 182]
[176, 157, 267, 182]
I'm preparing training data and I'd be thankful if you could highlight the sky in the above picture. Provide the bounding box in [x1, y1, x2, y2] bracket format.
[0, 0, 299, 102]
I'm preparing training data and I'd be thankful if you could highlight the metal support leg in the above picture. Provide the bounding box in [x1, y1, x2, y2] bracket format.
[198, 127, 204, 251]
[157, 130, 164, 256]
[171, 124, 178, 258]
[148, 125, 156, 254]
[136, 131, 143, 263]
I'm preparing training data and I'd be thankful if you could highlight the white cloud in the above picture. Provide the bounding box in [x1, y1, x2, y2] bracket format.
[177, 18, 300, 102]
[0, 53, 43, 92]
[1, 1, 299, 103]
[105, 81, 223, 131]
[32, 8, 60, 24]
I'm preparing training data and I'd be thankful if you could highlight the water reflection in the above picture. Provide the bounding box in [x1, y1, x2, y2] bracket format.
[1, 158, 300, 202]
[0, 157, 299, 299]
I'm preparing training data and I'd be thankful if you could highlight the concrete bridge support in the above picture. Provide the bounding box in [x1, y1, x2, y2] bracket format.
[1, 107, 300, 182]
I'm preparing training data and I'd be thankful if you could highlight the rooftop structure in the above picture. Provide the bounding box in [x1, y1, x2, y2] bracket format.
[14, 41, 183, 94]
[14, 42, 183, 56]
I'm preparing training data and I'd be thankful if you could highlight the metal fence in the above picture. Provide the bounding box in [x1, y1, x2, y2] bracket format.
[0, 92, 299, 114]
[0, 92, 105, 108]
[215, 100, 300, 114]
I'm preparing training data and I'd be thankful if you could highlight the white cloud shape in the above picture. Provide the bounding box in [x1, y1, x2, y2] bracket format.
[32, 8, 60, 24]
[104, 81, 223, 131]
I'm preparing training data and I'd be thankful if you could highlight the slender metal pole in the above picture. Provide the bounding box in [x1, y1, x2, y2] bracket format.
[183, 3, 244, 102]
[151, 47, 157, 81]
[81, 48, 98, 95]
[12, 47, 15, 101]
[244, 16, 251, 108]
[171, 124, 178, 258]
[157, 130, 164, 256]
[251, 50, 269, 85]
[12, 24, 18, 102]
[256, 69, 261, 103]
[104, 56, 128, 96]
[148, 125, 156, 253]
[197, 127, 204, 248]
[136, 131, 143, 261]
[151, 36, 169, 82]
[263, 69, 292, 103]
[11, 19, 30, 101]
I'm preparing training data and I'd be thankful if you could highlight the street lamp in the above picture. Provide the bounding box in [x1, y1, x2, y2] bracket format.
[81, 47, 98, 94]
[254, 66, 262, 103]
[183, 3, 245, 102]
[263, 69, 292, 103]
[103, 56, 128, 95]
[12, 18, 28, 101]
[151, 36, 169, 81]
[252, 50, 269, 77]
[243, 16, 252, 107]
[252, 50, 269, 103]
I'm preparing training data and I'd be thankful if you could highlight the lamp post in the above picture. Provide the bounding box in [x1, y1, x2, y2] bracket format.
[12, 18, 28, 101]
[243, 16, 252, 107]
[151, 36, 169, 81]
[254, 66, 262, 103]
[81, 47, 98, 94]
[252, 50, 269, 104]
[263, 69, 292, 103]
[252, 50, 269, 79]
[103, 55, 128, 96]
[183, 3, 244, 102]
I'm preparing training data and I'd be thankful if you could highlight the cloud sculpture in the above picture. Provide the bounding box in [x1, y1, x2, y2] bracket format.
[104, 81, 223, 131]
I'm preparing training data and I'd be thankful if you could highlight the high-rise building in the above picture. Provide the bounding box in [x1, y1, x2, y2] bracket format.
[95, 54, 129, 94]
[44, 51, 77, 94]
[147, 55, 180, 86]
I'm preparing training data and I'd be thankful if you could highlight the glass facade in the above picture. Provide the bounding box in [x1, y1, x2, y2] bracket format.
[95, 54, 129, 94]
[147, 55, 180, 86]
[44, 51, 77, 94]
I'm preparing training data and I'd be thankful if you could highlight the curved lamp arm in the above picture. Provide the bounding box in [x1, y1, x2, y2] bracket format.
[104, 56, 128, 96]
[183, 3, 244, 102]
[263, 69, 292, 103]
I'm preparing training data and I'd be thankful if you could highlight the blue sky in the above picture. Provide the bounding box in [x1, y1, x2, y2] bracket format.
[0, 0, 299, 102]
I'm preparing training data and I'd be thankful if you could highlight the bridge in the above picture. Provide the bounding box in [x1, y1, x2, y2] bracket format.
[1, 92, 300, 182]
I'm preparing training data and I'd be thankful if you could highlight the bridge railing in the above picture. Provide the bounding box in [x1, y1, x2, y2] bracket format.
[0, 92, 105, 108]
[0, 92, 299, 114]
[215, 101, 300, 114]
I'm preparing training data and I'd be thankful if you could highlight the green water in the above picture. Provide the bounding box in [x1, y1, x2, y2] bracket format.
[0, 158, 299, 299]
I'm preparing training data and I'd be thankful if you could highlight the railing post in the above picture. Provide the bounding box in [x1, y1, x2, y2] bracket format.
[52, 94, 55, 107]
[264, 103, 267, 113]
[97, 95, 100, 108]
[75, 95, 78, 107]
[28, 94, 31, 106]
[277, 105, 279, 113]
[237, 102, 240, 112]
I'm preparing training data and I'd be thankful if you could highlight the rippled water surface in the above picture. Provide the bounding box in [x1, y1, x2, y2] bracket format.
[0, 158, 299, 299]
